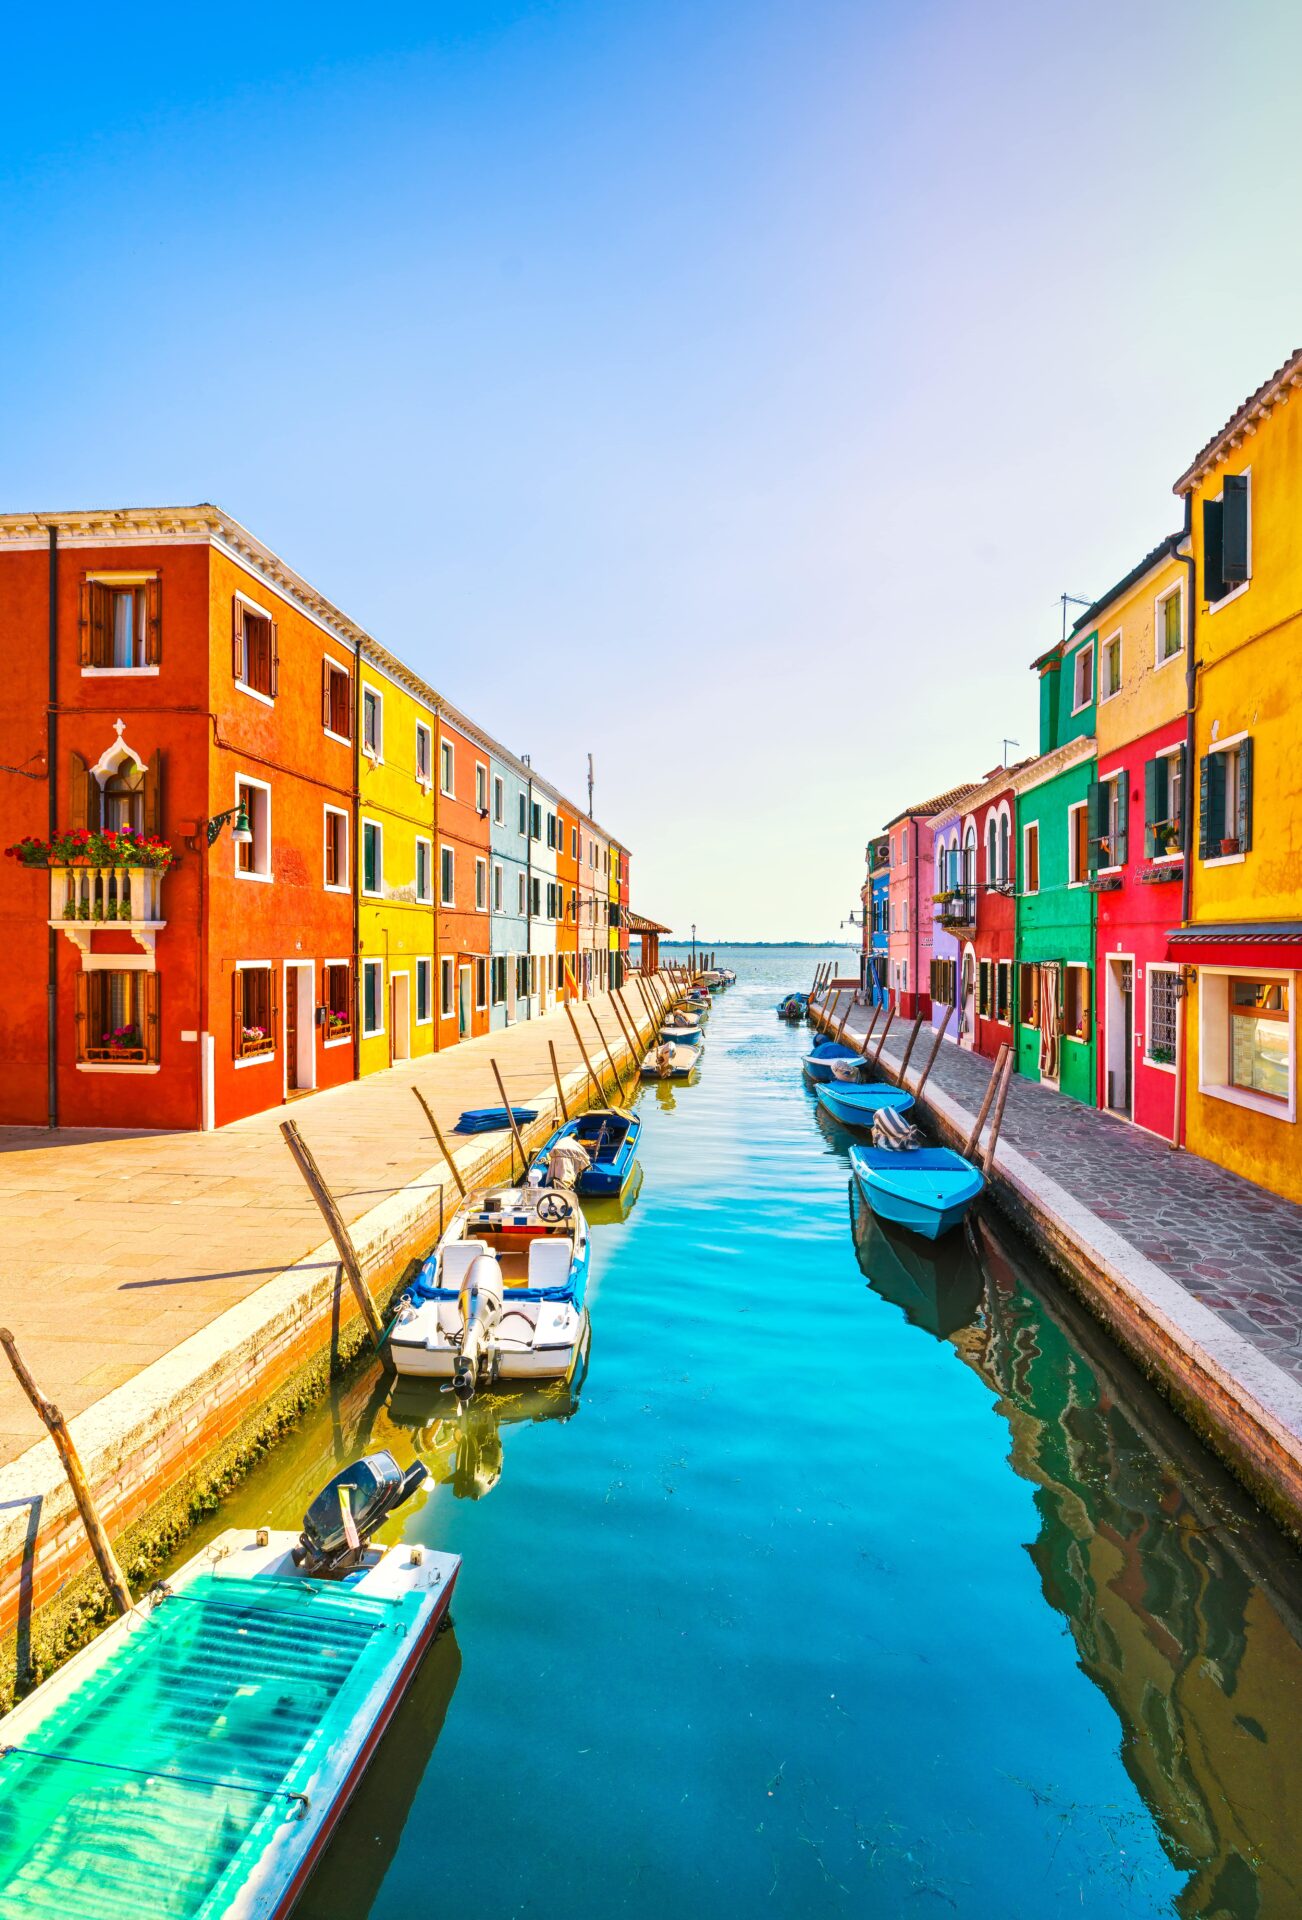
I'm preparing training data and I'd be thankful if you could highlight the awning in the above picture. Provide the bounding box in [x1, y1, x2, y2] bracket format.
[1166, 921, 1302, 970]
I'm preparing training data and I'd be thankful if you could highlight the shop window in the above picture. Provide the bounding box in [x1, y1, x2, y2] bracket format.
[322, 659, 351, 739]
[1229, 978, 1289, 1101]
[76, 971, 159, 1064]
[80, 577, 161, 670]
[1063, 964, 1092, 1042]
[1199, 738, 1253, 859]
[323, 963, 352, 1042]
[1019, 964, 1040, 1029]
[233, 598, 277, 698]
[233, 966, 275, 1060]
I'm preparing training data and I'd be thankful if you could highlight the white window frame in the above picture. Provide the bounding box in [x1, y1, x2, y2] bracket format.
[440, 738, 455, 798]
[361, 957, 384, 1038]
[493, 776, 505, 825]
[1197, 964, 1294, 1121]
[493, 862, 504, 912]
[476, 763, 488, 814]
[323, 656, 352, 745]
[475, 858, 488, 912]
[234, 775, 273, 884]
[1063, 961, 1091, 1044]
[1070, 638, 1095, 715]
[1066, 801, 1088, 887]
[415, 956, 433, 1026]
[1202, 730, 1248, 867]
[440, 956, 454, 1019]
[415, 835, 433, 905]
[232, 959, 277, 1068]
[415, 721, 433, 790]
[1205, 470, 1252, 615]
[440, 844, 455, 907]
[1022, 820, 1040, 895]
[322, 958, 353, 1050]
[362, 685, 383, 762]
[475, 956, 488, 1011]
[79, 570, 162, 679]
[322, 804, 350, 893]
[1144, 962, 1180, 1073]
[1153, 584, 1184, 669]
[233, 591, 276, 707]
[361, 816, 384, 898]
[1099, 628, 1123, 703]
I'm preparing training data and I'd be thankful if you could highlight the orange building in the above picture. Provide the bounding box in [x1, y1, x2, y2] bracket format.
[555, 791, 580, 1001]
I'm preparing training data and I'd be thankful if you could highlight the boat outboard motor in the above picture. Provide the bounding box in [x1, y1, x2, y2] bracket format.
[454, 1255, 505, 1405]
[291, 1449, 427, 1577]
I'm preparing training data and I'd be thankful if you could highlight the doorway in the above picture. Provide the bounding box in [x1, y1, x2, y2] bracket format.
[284, 962, 316, 1096]
[960, 947, 977, 1049]
[1038, 964, 1061, 1089]
[459, 964, 472, 1037]
[391, 972, 411, 1064]
[1106, 957, 1134, 1117]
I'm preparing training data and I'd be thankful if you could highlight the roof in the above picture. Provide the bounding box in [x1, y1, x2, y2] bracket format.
[1173, 347, 1302, 494]
[1167, 921, 1302, 945]
[883, 782, 980, 830]
[1068, 532, 1184, 638]
[627, 911, 671, 934]
[930, 758, 1038, 825]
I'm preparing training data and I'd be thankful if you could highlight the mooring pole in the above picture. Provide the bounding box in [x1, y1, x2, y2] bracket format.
[412, 1086, 467, 1198]
[913, 996, 958, 1095]
[565, 1001, 607, 1103]
[981, 1047, 1016, 1172]
[0, 1329, 132, 1617]
[280, 1120, 387, 1352]
[897, 1011, 926, 1079]
[489, 1057, 528, 1178]
[548, 1040, 571, 1121]
[587, 1004, 624, 1100]
[858, 1001, 882, 1055]
[964, 1044, 1009, 1159]
[873, 1003, 896, 1063]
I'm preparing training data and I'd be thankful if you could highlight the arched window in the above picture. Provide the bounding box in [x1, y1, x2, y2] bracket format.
[100, 765, 144, 834]
[963, 825, 977, 915]
[986, 813, 998, 884]
[1000, 810, 1012, 885]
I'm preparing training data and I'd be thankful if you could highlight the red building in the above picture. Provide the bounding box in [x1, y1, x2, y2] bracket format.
[933, 765, 1032, 1060]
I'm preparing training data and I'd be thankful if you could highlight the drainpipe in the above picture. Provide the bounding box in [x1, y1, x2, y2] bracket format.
[46, 525, 58, 1130]
[351, 643, 361, 1083]
[1172, 499, 1198, 1151]
[525, 767, 533, 1016]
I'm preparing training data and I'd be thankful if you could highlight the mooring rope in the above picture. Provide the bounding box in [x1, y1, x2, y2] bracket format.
[0, 1743, 310, 1814]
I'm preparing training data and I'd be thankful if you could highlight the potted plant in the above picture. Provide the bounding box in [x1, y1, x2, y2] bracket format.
[1158, 823, 1181, 854]
[1220, 835, 1240, 856]
[1149, 1043, 1175, 1065]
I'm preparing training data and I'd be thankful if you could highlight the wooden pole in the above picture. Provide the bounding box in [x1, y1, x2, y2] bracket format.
[588, 1005, 625, 1099]
[964, 1043, 1009, 1158]
[608, 989, 639, 1060]
[280, 1120, 386, 1350]
[0, 1329, 132, 1617]
[981, 1047, 1016, 1172]
[565, 1000, 607, 1103]
[835, 993, 854, 1045]
[633, 973, 657, 1027]
[617, 985, 648, 1045]
[548, 1040, 571, 1121]
[412, 1086, 466, 1198]
[873, 1002, 896, 1062]
[897, 1010, 926, 1078]
[913, 997, 958, 1095]
[857, 1001, 882, 1056]
[489, 1057, 529, 1178]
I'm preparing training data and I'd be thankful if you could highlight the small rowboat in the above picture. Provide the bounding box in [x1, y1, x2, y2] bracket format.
[849, 1143, 985, 1241]
[0, 1457, 458, 1920]
[802, 1041, 861, 1083]
[641, 1040, 701, 1079]
[777, 993, 807, 1022]
[815, 1081, 915, 1128]
[529, 1108, 642, 1197]
[661, 1016, 703, 1044]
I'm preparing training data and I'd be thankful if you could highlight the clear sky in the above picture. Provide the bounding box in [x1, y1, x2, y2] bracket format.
[4, 1, 1302, 938]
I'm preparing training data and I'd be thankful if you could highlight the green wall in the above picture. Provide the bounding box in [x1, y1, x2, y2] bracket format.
[1016, 756, 1097, 1105]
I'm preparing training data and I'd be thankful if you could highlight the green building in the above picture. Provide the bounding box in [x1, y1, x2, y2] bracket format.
[1012, 629, 1098, 1105]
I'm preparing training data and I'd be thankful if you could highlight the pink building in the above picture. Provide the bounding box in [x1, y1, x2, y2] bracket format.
[883, 784, 978, 1021]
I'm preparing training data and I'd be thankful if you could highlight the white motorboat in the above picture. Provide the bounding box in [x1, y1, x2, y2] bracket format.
[661, 1010, 704, 1043]
[640, 1039, 702, 1079]
[389, 1180, 589, 1397]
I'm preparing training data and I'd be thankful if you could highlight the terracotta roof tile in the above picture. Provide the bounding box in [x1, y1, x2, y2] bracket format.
[1173, 347, 1302, 494]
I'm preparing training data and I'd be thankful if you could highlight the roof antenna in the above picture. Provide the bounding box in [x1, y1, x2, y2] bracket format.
[1002, 738, 1020, 768]
[1058, 592, 1093, 642]
[587, 752, 594, 817]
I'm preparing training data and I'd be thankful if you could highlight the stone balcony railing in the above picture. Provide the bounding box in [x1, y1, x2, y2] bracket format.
[49, 863, 168, 959]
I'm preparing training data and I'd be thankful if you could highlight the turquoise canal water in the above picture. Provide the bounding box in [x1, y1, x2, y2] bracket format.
[176, 949, 1302, 1918]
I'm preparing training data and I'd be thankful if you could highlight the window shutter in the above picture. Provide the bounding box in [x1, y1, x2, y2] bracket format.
[322, 659, 332, 728]
[232, 597, 244, 678]
[144, 973, 160, 1063]
[88, 581, 112, 667]
[1202, 497, 1225, 603]
[78, 576, 91, 667]
[1221, 474, 1249, 583]
[269, 621, 279, 697]
[1197, 753, 1212, 859]
[1080, 967, 1092, 1041]
[232, 970, 244, 1058]
[74, 973, 89, 1057]
[1086, 780, 1104, 874]
[1237, 736, 1254, 852]
[68, 751, 90, 832]
[1143, 756, 1162, 858]
[271, 967, 280, 1043]
[1114, 769, 1129, 866]
[143, 750, 163, 837]
[145, 577, 162, 665]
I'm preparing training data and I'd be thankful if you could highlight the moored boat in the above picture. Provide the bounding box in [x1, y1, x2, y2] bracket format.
[802, 1040, 862, 1083]
[777, 992, 807, 1021]
[815, 1081, 916, 1128]
[0, 1454, 458, 1920]
[529, 1107, 642, 1197]
[849, 1143, 985, 1241]
[640, 1039, 701, 1079]
[660, 1011, 704, 1043]
[389, 1181, 589, 1395]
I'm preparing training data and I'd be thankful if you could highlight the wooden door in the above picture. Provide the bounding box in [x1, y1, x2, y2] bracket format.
[286, 969, 299, 1091]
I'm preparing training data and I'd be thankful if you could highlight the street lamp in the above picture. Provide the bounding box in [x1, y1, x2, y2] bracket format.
[206, 801, 252, 847]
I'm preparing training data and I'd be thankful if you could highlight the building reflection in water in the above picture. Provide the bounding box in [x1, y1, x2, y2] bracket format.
[851, 1188, 1302, 1920]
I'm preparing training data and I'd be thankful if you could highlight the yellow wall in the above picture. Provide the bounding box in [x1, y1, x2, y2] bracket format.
[1092, 550, 1188, 757]
[357, 658, 437, 1077]
[1182, 390, 1302, 1198]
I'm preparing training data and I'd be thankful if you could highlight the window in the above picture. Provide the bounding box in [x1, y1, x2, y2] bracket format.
[415, 723, 432, 785]
[985, 815, 998, 885]
[1089, 772, 1127, 872]
[79, 576, 161, 671]
[493, 863, 504, 912]
[440, 739, 454, 795]
[929, 956, 956, 1006]
[530, 876, 541, 918]
[546, 812, 557, 850]
[1228, 978, 1289, 1101]
[233, 965, 275, 1060]
[1144, 748, 1186, 857]
[1146, 966, 1179, 1068]
[362, 959, 383, 1037]
[900, 959, 908, 993]
[1067, 803, 1089, 885]
[1101, 631, 1122, 700]
[518, 871, 527, 916]
[233, 598, 277, 699]
[475, 858, 488, 911]
[100, 764, 145, 835]
[416, 957, 432, 1025]
[1022, 821, 1039, 895]
[324, 806, 349, 890]
[323, 963, 351, 1042]
[519, 792, 528, 836]
[1071, 640, 1094, 713]
[235, 779, 272, 880]
[999, 812, 1011, 885]
[996, 961, 1012, 1024]
[977, 960, 994, 1019]
[571, 825, 578, 858]
[322, 658, 352, 739]
[440, 845, 455, 906]
[1063, 964, 1092, 1042]
[363, 688, 382, 758]
[493, 776, 505, 825]
[1203, 472, 1250, 607]
[531, 801, 542, 841]
[475, 957, 487, 1009]
[362, 820, 382, 896]
[476, 764, 488, 813]
[441, 958, 454, 1018]
[1019, 964, 1040, 1028]
[1199, 738, 1252, 859]
[516, 954, 529, 1001]
[76, 970, 159, 1064]
[1155, 586, 1183, 663]
[415, 838, 432, 904]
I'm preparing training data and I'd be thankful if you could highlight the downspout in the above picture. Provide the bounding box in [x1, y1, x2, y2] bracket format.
[46, 525, 58, 1130]
[1172, 497, 1198, 1150]
[525, 767, 533, 1016]
[351, 642, 361, 1083]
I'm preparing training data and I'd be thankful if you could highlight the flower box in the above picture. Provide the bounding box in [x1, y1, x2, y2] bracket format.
[1138, 862, 1182, 884]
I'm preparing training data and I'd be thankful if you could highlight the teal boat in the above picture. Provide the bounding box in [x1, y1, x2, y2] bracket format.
[815, 1081, 915, 1127]
[849, 1143, 985, 1241]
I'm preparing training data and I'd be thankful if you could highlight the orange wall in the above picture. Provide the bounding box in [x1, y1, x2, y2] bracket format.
[556, 799, 579, 997]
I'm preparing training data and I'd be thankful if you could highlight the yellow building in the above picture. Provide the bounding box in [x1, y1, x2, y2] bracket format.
[356, 642, 438, 1077]
[1170, 348, 1302, 1201]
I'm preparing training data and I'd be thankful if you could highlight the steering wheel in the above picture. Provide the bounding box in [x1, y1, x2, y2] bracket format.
[535, 1190, 573, 1223]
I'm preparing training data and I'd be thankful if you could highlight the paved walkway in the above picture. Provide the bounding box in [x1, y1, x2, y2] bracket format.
[830, 1002, 1302, 1390]
[0, 985, 663, 1466]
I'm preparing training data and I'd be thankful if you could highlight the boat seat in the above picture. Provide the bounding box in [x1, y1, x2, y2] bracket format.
[440, 1239, 491, 1289]
[527, 1237, 573, 1289]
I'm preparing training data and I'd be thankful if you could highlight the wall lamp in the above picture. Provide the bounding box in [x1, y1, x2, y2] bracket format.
[206, 801, 252, 848]
[1175, 965, 1198, 998]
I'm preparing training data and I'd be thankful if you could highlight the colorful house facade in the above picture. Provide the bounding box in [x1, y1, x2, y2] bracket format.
[933, 764, 1027, 1059]
[861, 835, 890, 1006]
[884, 786, 977, 1020]
[488, 748, 530, 1028]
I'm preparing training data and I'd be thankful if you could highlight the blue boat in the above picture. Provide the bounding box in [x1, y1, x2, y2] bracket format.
[849, 1143, 985, 1241]
[529, 1108, 643, 1196]
[802, 1041, 862, 1084]
[815, 1081, 915, 1127]
[455, 1105, 540, 1134]
[777, 993, 807, 1021]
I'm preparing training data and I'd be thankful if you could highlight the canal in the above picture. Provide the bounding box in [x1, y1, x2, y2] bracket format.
[173, 950, 1302, 1918]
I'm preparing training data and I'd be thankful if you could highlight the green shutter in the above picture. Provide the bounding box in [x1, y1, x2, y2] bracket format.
[1114, 769, 1129, 867]
[1237, 736, 1253, 852]
[1198, 752, 1224, 859]
[1086, 779, 1104, 874]
[1143, 756, 1162, 858]
[1222, 474, 1250, 583]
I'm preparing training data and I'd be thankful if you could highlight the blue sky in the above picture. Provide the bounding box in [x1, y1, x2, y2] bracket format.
[5, 1, 1302, 937]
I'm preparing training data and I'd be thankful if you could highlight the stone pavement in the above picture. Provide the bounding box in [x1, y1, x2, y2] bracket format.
[0, 984, 661, 1467]
[833, 1002, 1302, 1390]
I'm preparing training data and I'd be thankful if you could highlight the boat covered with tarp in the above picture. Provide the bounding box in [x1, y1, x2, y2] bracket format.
[529, 1108, 642, 1197]
[802, 1040, 861, 1083]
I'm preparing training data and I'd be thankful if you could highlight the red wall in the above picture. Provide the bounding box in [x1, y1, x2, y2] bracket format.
[970, 791, 1017, 1062]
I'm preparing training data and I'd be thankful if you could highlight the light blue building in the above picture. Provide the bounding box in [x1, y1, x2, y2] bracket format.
[867, 835, 890, 1007]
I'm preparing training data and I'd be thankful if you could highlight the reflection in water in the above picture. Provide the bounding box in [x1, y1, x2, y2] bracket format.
[851, 1184, 1302, 1919]
[385, 1341, 590, 1502]
[582, 1159, 645, 1228]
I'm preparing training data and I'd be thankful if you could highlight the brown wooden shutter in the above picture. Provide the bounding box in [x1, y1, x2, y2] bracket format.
[232, 970, 244, 1058]
[78, 577, 91, 667]
[144, 973, 160, 1063]
[68, 751, 90, 832]
[74, 973, 89, 1060]
[90, 583, 112, 667]
[145, 576, 162, 665]
[271, 968, 280, 1052]
[143, 750, 164, 837]
[322, 658, 331, 727]
[232, 597, 244, 678]
[1080, 966, 1092, 1041]
[269, 621, 279, 698]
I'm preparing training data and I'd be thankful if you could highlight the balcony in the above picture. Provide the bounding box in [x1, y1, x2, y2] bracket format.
[50, 863, 168, 961]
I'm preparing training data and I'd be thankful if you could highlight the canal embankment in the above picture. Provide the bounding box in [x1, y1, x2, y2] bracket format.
[810, 992, 1302, 1541]
[0, 979, 673, 1703]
